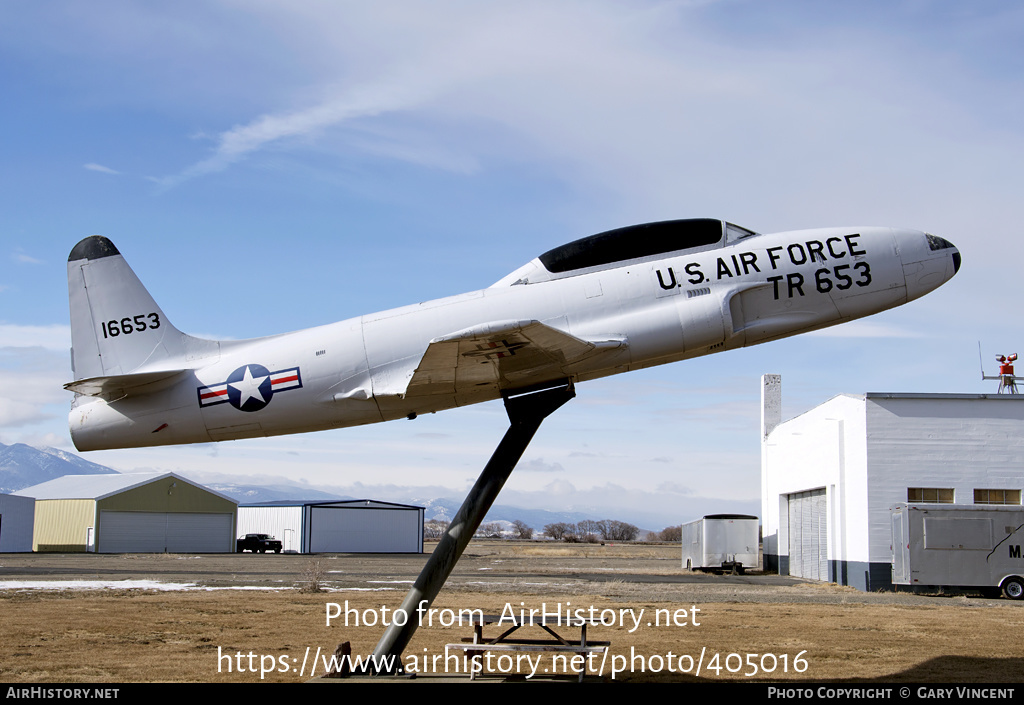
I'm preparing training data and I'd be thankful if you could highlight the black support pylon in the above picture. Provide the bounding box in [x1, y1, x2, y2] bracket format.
[368, 380, 575, 672]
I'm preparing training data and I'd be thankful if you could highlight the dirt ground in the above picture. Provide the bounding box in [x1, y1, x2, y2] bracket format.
[1, 542, 1022, 683]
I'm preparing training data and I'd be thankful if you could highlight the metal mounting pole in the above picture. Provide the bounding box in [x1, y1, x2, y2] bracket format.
[369, 380, 575, 673]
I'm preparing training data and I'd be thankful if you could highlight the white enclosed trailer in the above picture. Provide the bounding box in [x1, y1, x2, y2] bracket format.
[890, 503, 1024, 599]
[681, 514, 759, 574]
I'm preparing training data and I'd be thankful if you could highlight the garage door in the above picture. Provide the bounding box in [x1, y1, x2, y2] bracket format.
[787, 489, 828, 581]
[98, 512, 233, 553]
[309, 507, 421, 553]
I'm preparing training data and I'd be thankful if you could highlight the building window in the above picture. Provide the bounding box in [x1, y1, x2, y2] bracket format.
[907, 488, 955, 503]
[974, 489, 1022, 505]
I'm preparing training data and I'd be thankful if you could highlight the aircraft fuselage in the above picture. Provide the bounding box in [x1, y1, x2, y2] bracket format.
[66, 221, 959, 451]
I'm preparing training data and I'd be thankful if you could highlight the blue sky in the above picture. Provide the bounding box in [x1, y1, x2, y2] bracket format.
[1, 1, 1022, 528]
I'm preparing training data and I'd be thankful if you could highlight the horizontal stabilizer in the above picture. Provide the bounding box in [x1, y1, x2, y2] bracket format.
[405, 319, 624, 397]
[64, 370, 190, 400]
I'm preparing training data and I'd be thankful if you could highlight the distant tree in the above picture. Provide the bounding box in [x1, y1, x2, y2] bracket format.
[511, 520, 534, 540]
[575, 520, 601, 542]
[423, 519, 449, 539]
[562, 523, 583, 543]
[544, 519, 641, 543]
[543, 522, 570, 541]
[645, 531, 659, 542]
[659, 525, 682, 542]
[603, 520, 639, 541]
[478, 522, 504, 538]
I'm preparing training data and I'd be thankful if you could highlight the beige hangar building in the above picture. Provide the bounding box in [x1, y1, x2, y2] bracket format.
[17, 472, 238, 553]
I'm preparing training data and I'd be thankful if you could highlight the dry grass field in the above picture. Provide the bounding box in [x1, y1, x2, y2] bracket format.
[1, 542, 1022, 683]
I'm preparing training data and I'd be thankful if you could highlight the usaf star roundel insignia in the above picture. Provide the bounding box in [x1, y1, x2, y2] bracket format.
[197, 365, 302, 412]
[226, 364, 272, 412]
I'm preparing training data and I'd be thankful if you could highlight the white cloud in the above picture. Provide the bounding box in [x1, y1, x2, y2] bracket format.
[12, 250, 43, 265]
[0, 346, 70, 438]
[0, 398, 53, 428]
[152, 3, 717, 188]
[518, 458, 565, 473]
[83, 163, 120, 175]
[0, 324, 71, 351]
[144, 1, 1024, 236]
[655, 481, 695, 496]
[7, 432, 72, 450]
[542, 479, 577, 496]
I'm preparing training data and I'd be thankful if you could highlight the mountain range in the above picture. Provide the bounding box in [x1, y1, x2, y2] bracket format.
[0, 442, 603, 530]
[0, 442, 114, 494]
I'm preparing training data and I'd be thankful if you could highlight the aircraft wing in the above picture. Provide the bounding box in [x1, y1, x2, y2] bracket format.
[404, 319, 625, 398]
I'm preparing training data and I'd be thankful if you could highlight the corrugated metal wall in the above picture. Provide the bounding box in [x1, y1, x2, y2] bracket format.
[237, 506, 305, 552]
[787, 489, 828, 581]
[309, 505, 423, 553]
[33, 499, 95, 552]
[98, 511, 234, 553]
[97, 477, 235, 514]
[0, 495, 36, 552]
[865, 396, 1024, 564]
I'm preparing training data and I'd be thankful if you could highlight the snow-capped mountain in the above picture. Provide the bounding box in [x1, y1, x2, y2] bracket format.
[0, 442, 117, 493]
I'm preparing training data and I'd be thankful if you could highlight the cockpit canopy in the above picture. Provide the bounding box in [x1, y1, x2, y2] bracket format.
[492, 218, 759, 287]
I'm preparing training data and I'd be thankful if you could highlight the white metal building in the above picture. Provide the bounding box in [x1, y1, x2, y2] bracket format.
[0, 493, 35, 552]
[238, 499, 424, 553]
[761, 374, 1024, 591]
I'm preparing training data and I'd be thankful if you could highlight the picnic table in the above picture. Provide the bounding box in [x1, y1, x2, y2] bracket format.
[445, 613, 610, 682]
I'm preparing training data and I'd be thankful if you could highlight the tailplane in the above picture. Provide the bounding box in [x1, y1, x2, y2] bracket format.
[67, 236, 215, 383]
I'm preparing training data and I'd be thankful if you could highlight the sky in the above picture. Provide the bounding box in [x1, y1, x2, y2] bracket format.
[1, 0, 1022, 529]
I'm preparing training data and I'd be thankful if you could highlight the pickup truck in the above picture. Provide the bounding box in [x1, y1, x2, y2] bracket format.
[236, 533, 283, 553]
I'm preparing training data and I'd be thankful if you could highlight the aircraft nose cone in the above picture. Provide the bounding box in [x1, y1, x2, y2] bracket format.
[926, 233, 960, 273]
[901, 230, 959, 302]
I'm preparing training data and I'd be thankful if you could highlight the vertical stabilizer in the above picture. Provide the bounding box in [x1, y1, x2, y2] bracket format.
[67, 236, 192, 380]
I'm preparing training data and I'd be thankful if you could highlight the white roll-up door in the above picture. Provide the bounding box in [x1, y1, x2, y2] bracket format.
[309, 506, 421, 553]
[99, 512, 233, 553]
[787, 489, 828, 581]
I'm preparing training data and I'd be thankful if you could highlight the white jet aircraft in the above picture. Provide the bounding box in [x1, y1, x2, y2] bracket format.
[65, 219, 959, 452]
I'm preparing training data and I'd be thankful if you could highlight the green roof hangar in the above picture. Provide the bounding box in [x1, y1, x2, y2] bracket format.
[17, 472, 237, 553]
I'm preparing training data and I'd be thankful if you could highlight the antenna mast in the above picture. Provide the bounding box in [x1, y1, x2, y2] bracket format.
[980, 344, 1021, 394]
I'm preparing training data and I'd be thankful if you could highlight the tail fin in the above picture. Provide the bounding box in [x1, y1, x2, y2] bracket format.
[67, 236, 211, 381]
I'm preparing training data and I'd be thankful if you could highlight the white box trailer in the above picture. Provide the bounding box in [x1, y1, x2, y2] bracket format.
[681, 514, 759, 574]
[891, 503, 1024, 599]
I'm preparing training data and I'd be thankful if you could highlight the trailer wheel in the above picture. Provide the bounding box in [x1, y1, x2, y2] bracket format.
[1002, 577, 1024, 600]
